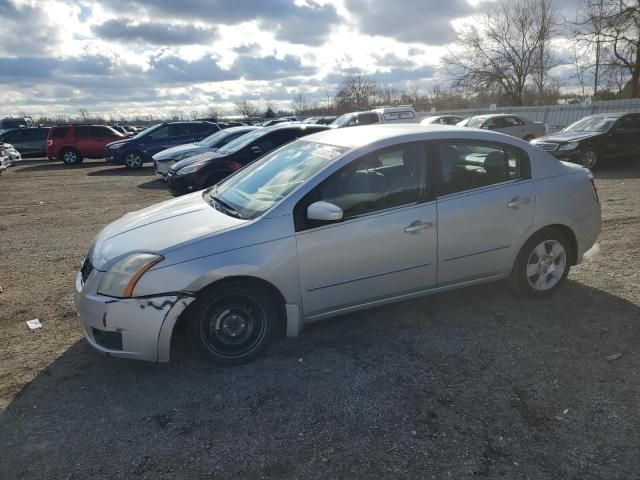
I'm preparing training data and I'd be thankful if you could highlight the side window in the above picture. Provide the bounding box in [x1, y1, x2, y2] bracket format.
[504, 117, 524, 126]
[259, 130, 296, 151]
[615, 116, 637, 133]
[148, 125, 170, 139]
[50, 127, 70, 138]
[188, 123, 211, 134]
[38, 129, 50, 140]
[438, 141, 529, 195]
[91, 127, 115, 137]
[75, 126, 92, 138]
[3, 131, 20, 142]
[357, 113, 380, 125]
[299, 142, 427, 226]
[168, 124, 191, 137]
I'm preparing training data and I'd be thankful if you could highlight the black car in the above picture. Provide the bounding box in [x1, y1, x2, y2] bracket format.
[0, 127, 50, 157]
[166, 124, 328, 196]
[531, 113, 640, 169]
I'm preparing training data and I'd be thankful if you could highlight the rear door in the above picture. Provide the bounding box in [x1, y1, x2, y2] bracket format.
[610, 115, 640, 159]
[74, 126, 96, 156]
[436, 139, 535, 285]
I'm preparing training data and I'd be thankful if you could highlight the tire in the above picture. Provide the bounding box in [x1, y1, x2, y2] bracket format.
[205, 171, 231, 189]
[124, 151, 144, 169]
[509, 228, 572, 297]
[581, 149, 597, 169]
[188, 282, 277, 366]
[61, 148, 82, 165]
[523, 135, 535, 142]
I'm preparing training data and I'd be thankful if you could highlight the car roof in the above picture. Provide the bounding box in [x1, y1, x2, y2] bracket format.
[261, 123, 327, 131]
[305, 123, 539, 149]
[586, 112, 627, 118]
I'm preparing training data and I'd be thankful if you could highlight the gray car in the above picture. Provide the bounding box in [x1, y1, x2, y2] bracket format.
[75, 125, 601, 365]
[153, 126, 259, 178]
[461, 114, 546, 140]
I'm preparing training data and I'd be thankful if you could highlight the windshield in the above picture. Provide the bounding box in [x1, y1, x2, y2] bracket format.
[563, 116, 617, 133]
[211, 141, 348, 219]
[466, 117, 487, 128]
[132, 124, 161, 139]
[197, 129, 242, 148]
[331, 114, 355, 127]
[217, 128, 268, 154]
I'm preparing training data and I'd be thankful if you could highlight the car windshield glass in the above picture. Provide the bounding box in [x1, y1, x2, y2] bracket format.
[331, 114, 355, 127]
[211, 141, 348, 219]
[196, 129, 238, 147]
[217, 128, 269, 154]
[563, 116, 617, 132]
[133, 124, 161, 139]
[466, 117, 487, 128]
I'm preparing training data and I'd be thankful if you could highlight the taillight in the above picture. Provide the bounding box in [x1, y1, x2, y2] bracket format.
[589, 176, 599, 203]
[47, 139, 53, 146]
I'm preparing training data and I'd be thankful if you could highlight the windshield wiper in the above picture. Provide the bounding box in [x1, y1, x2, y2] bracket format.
[209, 194, 243, 219]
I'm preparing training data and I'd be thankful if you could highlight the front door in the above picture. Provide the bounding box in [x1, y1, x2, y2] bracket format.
[295, 142, 437, 318]
[435, 140, 535, 285]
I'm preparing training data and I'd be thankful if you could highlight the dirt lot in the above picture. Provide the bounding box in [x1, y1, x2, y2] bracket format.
[0, 158, 639, 479]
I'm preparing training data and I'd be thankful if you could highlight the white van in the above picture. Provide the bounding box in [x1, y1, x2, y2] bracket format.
[331, 106, 418, 128]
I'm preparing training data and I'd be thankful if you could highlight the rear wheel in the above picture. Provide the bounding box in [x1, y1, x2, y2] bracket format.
[61, 148, 82, 165]
[188, 282, 276, 366]
[509, 228, 572, 296]
[124, 151, 144, 169]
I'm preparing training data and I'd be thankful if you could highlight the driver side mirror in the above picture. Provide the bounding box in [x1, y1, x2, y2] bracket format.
[251, 145, 263, 156]
[307, 201, 343, 222]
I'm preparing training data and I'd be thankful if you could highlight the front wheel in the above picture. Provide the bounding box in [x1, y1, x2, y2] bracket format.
[188, 283, 276, 366]
[581, 150, 598, 169]
[124, 151, 144, 169]
[509, 229, 572, 296]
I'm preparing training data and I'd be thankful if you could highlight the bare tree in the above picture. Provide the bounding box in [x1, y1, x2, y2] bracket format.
[334, 74, 379, 112]
[235, 100, 260, 119]
[78, 107, 89, 122]
[444, 0, 557, 106]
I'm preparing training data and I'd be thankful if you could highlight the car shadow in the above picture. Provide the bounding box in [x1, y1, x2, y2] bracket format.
[1, 280, 639, 478]
[138, 178, 168, 190]
[15, 161, 103, 172]
[594, 158, 640, 179]
[86, 166, 155, 177]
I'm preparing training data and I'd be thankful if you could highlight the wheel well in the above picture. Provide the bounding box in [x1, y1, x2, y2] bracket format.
[531, 224, 579, 265]
[173, 276, 288, 342]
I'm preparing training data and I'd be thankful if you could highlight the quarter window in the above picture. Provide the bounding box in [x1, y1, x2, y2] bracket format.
[298, 143, 427, 226]
[75, 126, 92, 138]
[438, 141, 529, 195]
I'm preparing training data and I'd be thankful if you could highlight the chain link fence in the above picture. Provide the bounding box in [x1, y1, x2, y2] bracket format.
[419, 98, 640, 132]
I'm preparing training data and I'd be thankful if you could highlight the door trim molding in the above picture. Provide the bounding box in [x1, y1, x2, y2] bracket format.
[306, 261, 432, 292]
[443, 244, 511, 262]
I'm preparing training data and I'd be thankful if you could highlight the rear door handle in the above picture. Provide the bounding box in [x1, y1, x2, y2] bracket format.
[405, 221, 433, 234]
[507, 196, 531, 209]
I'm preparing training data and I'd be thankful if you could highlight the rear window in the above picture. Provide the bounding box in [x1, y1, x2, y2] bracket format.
[50, 127, 70, 138]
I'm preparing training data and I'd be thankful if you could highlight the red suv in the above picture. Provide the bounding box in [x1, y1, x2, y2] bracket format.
[47, 125, 126, 165]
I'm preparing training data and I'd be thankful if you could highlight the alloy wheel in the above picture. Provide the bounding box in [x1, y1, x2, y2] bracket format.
[582, 150, 597, 169]
[63, 151, 77, 164]
[125, 153, 143, 168]
[526, 240, 567, 291]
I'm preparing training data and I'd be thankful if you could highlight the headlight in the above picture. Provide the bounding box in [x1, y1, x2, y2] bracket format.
[110, 143, 124, 150]
[559, 142, 580, 151]
[176, 161, 207, 175]
[97, 253, 164, 298]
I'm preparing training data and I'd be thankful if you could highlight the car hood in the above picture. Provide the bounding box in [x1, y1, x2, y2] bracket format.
[106, 138, 132, 149]
[153, 143, 210, 161]
[171, 150, 227, 171]
[90, 193, 245, 270]
[534, 131, 600, 143]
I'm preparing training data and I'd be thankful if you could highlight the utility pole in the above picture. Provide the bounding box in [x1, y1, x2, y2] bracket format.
[594, 0, 604, 99]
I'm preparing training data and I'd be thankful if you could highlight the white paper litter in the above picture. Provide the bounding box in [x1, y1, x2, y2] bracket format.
[26, 319, 42, 330]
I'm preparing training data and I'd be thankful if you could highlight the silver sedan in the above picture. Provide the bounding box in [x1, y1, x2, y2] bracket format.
[75, 125, 601, 365]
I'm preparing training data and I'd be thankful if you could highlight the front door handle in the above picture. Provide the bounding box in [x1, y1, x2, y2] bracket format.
[507, 196, 531, 209]
[405, 221, 433, 234]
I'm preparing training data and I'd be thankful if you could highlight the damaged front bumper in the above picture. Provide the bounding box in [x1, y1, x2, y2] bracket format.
[75, 270, 194, 362]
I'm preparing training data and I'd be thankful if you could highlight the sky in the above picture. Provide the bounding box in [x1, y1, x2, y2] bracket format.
[0, 0, 580, 119]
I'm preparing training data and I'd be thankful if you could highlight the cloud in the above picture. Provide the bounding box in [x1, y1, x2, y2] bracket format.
[0, 0, 64, 55]
[93, 19, 219, 45]
[95, 0, 341, 46]
[231, 54, 316, 80]
[344, 0, 475, 44]
[372, 53, 415, 68]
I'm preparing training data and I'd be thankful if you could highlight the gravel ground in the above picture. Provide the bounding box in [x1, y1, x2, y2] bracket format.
[0, 158, 639, 479]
